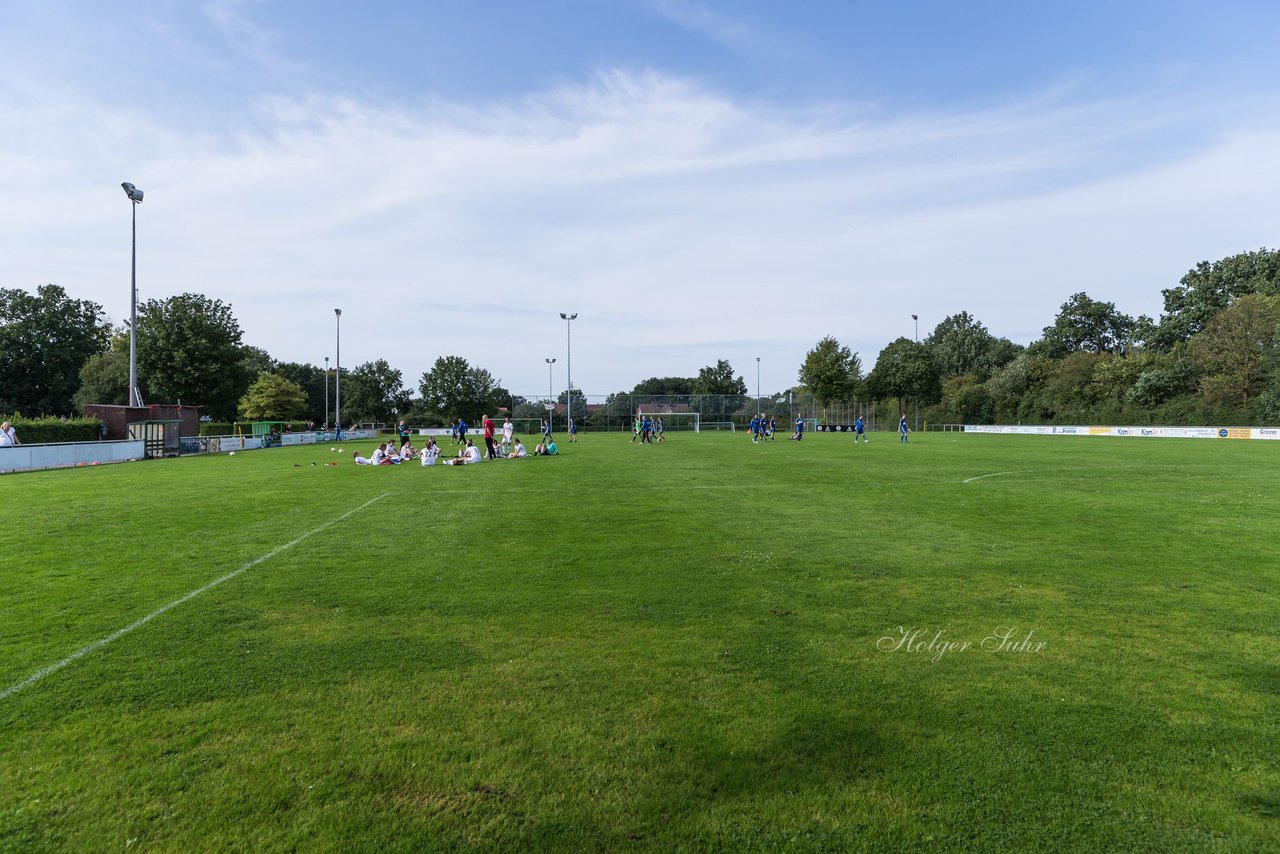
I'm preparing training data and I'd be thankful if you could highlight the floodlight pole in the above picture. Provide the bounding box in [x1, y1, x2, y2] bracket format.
[545, 358, 556, 428]
[335, 309, 342, 438]
[122, 182, 144, 407]
[324, 356, 330, 431]
[560, 312, 576, 427]
[912, 313, 920, 433]
[756, 357, 761, 418]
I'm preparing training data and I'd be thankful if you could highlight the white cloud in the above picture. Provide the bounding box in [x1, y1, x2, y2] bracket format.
[2, 64, 1278, 397]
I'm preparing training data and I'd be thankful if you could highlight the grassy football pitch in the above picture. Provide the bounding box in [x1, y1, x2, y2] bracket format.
[1, 431, 1277, 851]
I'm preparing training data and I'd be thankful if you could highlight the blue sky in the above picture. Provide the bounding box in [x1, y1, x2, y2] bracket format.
[3, 0, 1278, 398]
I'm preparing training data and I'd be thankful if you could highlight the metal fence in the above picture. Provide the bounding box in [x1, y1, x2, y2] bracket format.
[503, 393, 881, 432]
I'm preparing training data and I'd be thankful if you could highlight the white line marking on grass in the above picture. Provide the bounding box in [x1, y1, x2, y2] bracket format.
[0, 492, 394, 703]
[962, 470, 1033, 484]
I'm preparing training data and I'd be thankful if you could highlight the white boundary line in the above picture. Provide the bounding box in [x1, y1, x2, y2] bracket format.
[1, 492, 394, 703]
[962, 470, 1032, 484]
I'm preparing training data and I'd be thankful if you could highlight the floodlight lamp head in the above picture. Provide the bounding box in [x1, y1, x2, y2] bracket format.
[561, 312, 577, 320]
[911, 314, 918, 320]
[121, 182, 143, 203]
[334, 308, 342, 317]
[546, 358, 556, 364]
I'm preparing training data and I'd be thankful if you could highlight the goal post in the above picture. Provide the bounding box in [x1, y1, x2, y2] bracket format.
[701, 421, 735, 433]
[636, 411, 701, 433]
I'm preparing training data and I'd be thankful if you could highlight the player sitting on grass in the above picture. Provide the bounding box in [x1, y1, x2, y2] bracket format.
[509, 438, 528, 458]
[447, 440, 483, 464]
[790, 414, 805, 441]
[419, 439, 441, 466]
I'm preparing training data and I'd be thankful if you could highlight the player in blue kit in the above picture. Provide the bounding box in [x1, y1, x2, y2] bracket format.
[899, 414, 909, 443]
[791, 414, 804, 441]
[854, 416, 869, 444]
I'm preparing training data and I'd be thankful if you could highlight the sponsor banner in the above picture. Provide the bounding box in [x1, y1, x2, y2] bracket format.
[1111, 427, 1163, 437]
[282, 434, 305, 446]
[965, 425, 1047, 435]
[966, 425, 1277, 441]
[179, 437, 211, 454]
[818, 424, 856, 432]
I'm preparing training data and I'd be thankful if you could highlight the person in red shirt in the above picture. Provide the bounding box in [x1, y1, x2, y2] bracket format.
[482, 414, 498, 460]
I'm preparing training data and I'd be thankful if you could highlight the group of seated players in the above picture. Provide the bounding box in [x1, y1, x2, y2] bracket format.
[353, 435, 557, 466]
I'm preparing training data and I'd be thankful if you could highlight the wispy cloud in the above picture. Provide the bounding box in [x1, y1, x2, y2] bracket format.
[2, 54, 1277, 393]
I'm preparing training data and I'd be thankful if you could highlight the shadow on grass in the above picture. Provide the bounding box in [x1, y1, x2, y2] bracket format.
[689, 708, 889, 797]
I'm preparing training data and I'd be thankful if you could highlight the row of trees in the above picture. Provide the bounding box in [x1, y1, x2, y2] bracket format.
[0, 287, 410, 424]
[793, 249, 1280, 426]
[4, 248, 1277, 427]
[0, 283, 758, 428]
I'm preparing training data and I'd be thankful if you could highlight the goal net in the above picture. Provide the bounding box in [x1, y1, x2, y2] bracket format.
[507, 418, 544, 436]
[637, 411, 701, 433]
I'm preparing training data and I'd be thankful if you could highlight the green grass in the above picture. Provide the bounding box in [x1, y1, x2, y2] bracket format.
[1, 431, 1277, 851]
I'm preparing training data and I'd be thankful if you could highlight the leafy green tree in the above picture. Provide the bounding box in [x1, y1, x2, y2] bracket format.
[343, 359, 410, 424]
[864, 337, 940, 415]
[632, 377, 693, 395]
[798, 336, 861, 418]
[238, 346, 276, 384]
[418, 356, 504, 422]
[0, 284, 109, 415]
[692, 359, 747, 420]
[1034, 292, 1135, 358]
[275, 361, 327, 425]
[979, 337, 1025, 376]
[238, 372, 307, 421]
[1041, 352, 1107, 413]
[74, 328, 131, 410]
[602, 390, 638, 426]
[692, 360, 747, 396]
[926, 312, 995, 379]
[1193, 294, 1280, 406]
[1127, 359, 1197, 408]
[557, 388, 591, 425]
[557, 388, 588, 408]
[939, 375, 994, 423]
[136, 293, 247, 419]
[1152, 248, 1280, 350]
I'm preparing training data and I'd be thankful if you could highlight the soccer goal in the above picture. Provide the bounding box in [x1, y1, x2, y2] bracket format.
[702, 421, 735, 433]
[637, 411, 701, 433]
[508, 418, 545, 436]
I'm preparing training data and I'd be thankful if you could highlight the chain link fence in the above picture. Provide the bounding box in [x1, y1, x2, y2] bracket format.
[502, 393, 881, 432]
